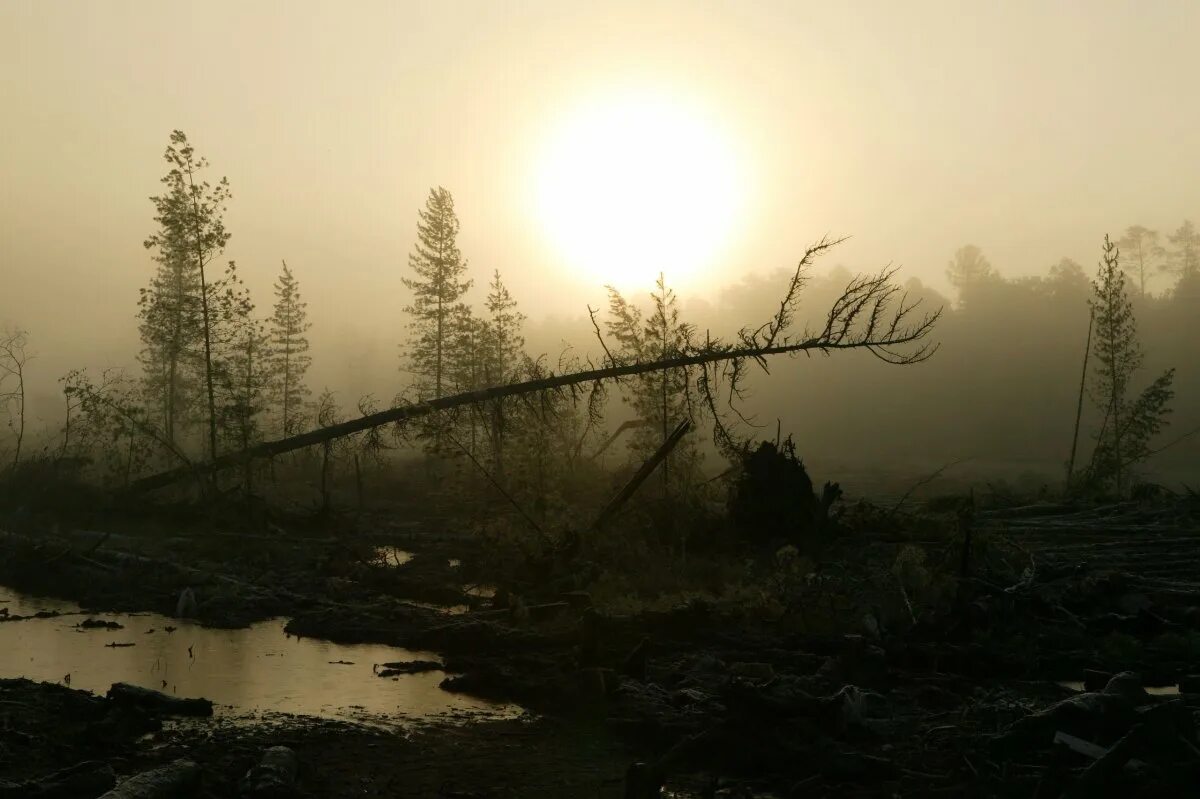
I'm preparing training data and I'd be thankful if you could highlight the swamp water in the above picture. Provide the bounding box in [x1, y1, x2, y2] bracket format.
[0, 587, 520, 726]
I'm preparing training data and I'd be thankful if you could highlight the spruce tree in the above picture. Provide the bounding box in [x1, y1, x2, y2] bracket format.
[606, 274, 699, 496]
[480, 270, 525, 472]
[268, 260, 312, 436]
[402, 187, 472, 400]
[484, 269, 525, 385]
[1086, 234, 1175, 493]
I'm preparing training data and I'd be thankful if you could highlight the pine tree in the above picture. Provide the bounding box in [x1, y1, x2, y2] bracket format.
[1163, 220, 1200, 288]
[143, 130, 233, 460]
[1086, 234, 1175, 493]
[1116, 225, 1163, 298]
[268, 260, 312, 436]
[480, 270, 526, 472]
[606, 274, 699, 496]
[402, 187, 472, 400]
[946, 245, 996, 299]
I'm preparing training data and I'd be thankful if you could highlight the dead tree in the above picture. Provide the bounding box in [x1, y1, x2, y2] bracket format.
[130, 238, 940, 493]
[0, 328, 31, 469]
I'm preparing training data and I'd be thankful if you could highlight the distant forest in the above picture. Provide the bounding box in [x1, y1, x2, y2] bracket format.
[694, 230, 1199, 486]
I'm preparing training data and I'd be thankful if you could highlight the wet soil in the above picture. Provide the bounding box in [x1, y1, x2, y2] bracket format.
[3, 498, 1200, 796]
[0, 678, 628, 798]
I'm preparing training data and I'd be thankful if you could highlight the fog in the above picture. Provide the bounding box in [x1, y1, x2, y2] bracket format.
[2, 0, 1198, 485]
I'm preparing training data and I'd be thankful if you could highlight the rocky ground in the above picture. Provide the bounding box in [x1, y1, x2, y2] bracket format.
[2, 494, 1200, 797]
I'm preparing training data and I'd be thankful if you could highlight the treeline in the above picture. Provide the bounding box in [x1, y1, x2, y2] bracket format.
[709, 227, 1200, 488]
[49, 132, 314, 486]
[3, 128, 1194, 502]
[0, 131, 708, 517]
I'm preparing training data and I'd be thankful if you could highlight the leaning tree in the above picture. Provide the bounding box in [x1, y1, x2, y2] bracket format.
[130, 237, 940, 493]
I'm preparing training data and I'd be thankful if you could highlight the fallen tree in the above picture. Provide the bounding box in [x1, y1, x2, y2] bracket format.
[129, 238, 940, 493]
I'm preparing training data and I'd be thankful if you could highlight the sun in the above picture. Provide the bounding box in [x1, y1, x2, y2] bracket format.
[533, 88, 746, 290]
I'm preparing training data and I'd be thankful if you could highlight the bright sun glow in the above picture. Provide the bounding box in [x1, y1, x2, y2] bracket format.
[534, 89, 746, 289]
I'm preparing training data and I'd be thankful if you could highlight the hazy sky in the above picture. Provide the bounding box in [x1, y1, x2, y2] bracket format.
[2, 0, 1197, 410]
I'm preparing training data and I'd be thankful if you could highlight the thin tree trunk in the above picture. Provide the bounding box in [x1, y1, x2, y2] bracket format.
[354, 453, 363, 511]
[320, 441, 331, 513]
[1107, 315, 1123, 496]
[11, 365, 23, 469]
[593, 419, 691, 531]
[124, 434, 135, 487]
[435, 296, 443, 399]
[185, 168, 218, 462]
[243, 336, 254, 495]
[1065, 307, 1094, 492]
[282, 334, 291, 436]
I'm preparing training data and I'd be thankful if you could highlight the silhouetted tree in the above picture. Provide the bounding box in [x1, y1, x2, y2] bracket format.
[216, 294, 269, 491]
[481, 270, 526, 474]
[61, 368, 176, 484]
[606, 274, 700, 496]
[0, 328, 30, 469]
[1085, 235, 1175, 493]
[138, 235, 202, 448]
[143, 130, 233, 460]
[946, 245, 996, 300]
[402, 187, 472, 400]
[1047, 258, 1090, 300]
[131, 237, 942, 494]
[484, 270, 526, 385]
[1116, 225, 1163, 297]
[1164, 220, 1200, 284]
[267, 260, 312, 436]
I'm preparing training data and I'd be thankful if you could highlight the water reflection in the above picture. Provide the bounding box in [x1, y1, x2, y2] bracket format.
[0, 588, 518, 726]
[372, 547, 414, 567]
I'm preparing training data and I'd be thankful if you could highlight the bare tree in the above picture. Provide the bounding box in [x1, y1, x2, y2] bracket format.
[0, 328, 31, 470]
[131, 238, 940, 493]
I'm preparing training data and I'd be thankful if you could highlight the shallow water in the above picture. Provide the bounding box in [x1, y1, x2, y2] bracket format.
[372, 546, 414, 567]
[0, 587, 518, 726]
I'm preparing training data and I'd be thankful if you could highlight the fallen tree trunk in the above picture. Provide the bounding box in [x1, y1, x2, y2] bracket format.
[593, 419, 691, 531]
[127, 252, 938, 493]
[98, 759, 201, 799]
[127, 339, 871, 493]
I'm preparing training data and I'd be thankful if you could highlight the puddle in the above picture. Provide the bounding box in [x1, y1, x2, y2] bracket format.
[464, 584, 496, 600]
[448, 558, 461, 568]
[0, 587, 519, 726]
[1057, 680, 1180, 696]
[372, 546, 414, 567]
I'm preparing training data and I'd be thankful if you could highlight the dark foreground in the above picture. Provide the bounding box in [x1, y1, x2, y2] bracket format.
[0, 678, 627, 797]
[3, 496, 1200, 797]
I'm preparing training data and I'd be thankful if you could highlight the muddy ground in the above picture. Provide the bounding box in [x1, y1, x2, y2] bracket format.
[3, 495, 1200, 797]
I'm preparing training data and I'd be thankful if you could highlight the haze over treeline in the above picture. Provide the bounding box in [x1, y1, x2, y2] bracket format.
[2, 1, 1198, 486]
